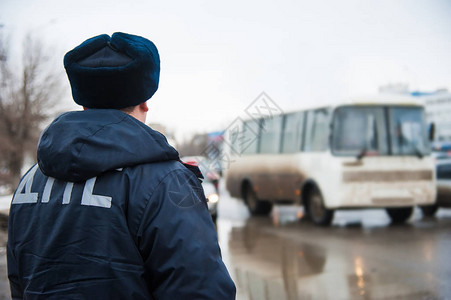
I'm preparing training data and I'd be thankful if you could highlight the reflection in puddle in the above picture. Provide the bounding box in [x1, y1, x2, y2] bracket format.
[216, 192, 451, 299]
[220, 212, 444, 300]
[353, 256, 367, 297]
[227, 217, 327, 299]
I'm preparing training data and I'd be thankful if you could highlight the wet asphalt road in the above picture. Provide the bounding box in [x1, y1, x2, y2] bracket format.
[217, 183, 451, 300]
[0, 182, 450, 299]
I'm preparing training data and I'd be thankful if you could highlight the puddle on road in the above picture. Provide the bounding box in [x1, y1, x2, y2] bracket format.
[217, 206, 447, 300]
[227, 223, 327, 300]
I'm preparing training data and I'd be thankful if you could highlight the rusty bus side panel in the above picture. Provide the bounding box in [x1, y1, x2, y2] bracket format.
[225, 154, 307, 204]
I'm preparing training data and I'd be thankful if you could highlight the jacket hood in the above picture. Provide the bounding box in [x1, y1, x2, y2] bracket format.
[37, 109, 179, 182]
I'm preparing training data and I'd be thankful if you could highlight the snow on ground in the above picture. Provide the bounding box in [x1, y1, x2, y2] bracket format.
[0, 195, 11, 212]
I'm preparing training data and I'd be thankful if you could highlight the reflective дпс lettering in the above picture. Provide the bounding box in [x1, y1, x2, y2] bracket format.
[12, 168, 111, 209]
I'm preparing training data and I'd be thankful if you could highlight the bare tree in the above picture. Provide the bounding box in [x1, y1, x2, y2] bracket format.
[0, 30, 64, 191]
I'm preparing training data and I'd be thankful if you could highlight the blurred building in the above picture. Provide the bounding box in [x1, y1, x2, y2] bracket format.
[413, 90, 451, 143]
[379, 85, 451, 143]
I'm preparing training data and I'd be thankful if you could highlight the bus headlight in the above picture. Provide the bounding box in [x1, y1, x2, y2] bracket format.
[207, 193, 219, 204]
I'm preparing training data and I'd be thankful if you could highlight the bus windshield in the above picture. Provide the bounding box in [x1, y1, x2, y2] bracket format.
[332, 106, 430, 157]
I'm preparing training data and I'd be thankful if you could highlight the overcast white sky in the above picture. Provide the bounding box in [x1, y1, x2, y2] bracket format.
[2, 0, 451, 141]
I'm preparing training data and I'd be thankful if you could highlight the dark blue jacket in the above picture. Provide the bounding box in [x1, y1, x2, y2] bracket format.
[7, 109, 236, 299]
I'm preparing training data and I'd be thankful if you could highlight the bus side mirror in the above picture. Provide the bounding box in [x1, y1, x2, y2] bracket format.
[428, 122, 435, 142]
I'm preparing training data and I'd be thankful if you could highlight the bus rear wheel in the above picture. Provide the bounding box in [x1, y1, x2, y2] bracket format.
[306, 187, 334, 226]
[244, 185, 273, 216]
[386, 207, 413, 224]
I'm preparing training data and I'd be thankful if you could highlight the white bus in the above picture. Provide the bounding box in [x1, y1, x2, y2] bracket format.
[225, 97, 436, 226]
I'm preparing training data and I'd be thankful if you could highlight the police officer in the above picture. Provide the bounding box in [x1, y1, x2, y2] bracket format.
[7, 32, 236, 299]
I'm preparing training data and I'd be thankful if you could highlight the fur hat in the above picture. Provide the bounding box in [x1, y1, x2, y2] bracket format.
[64, 32, 160, 109]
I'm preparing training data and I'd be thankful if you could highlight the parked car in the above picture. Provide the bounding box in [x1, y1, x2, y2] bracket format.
[420, 158, 451, 216]
[181, 156, 220, 221]
[432, 150, 451, 160]
[431, 141, 451, 160]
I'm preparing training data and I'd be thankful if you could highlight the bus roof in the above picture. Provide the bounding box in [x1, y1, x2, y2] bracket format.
[239, 95, 425, 123]
[342, 95, 424, 107]
[278, 95, 424, 116]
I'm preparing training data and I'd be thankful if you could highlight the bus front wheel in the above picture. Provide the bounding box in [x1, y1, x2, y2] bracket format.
[306, 187, 334, 226]
[419, 204, 439, 217]
[244, 185, 273, 216]
[386, 207, 413, 224]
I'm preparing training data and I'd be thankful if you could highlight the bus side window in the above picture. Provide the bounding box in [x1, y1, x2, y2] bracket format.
[282, 112, 304, 153]
[304, 109, 330, 151]
[260, 115, 283, 154]
[242, 119, 260, 154]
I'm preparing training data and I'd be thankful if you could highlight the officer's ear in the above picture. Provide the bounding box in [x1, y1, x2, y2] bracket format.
[138, 102, 149, 113]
